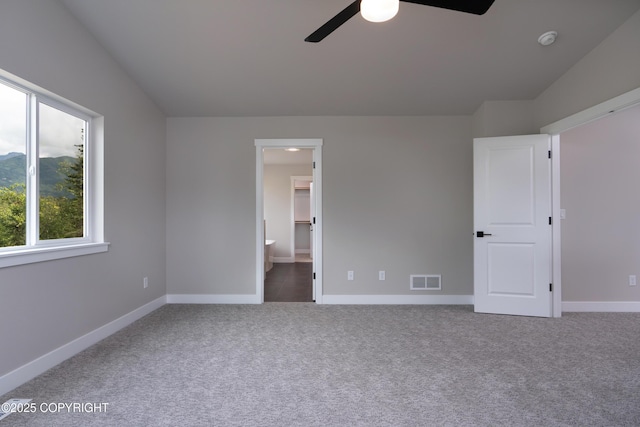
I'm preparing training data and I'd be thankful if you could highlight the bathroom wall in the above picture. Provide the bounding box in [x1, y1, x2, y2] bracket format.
[264, 163, 313, 261]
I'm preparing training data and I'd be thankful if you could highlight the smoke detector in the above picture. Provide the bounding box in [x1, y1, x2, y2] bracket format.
[538, 31, 558, 46]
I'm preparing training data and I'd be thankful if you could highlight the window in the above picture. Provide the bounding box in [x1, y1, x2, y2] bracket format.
[0, 74, 107, 267]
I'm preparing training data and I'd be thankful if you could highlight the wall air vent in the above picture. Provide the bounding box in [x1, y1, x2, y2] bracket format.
[410, 274, 441, 291]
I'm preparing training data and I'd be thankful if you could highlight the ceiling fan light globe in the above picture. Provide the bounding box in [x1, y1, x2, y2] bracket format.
[361, 0, 399, 23]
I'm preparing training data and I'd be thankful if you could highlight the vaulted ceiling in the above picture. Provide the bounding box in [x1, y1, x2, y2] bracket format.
[59, 0, 640, 117]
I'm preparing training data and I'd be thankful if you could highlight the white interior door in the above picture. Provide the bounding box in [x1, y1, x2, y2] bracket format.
[310, 182, 314, 261]
[474, 135, 552, 317]
[310, 172, 316, 301]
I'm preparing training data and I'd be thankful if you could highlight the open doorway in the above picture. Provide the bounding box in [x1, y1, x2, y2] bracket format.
[255, 139, 323, 303]
[542, 87, 640, 315]
[291, 176, 314, 265]
[263, 154, 312, 301]
[553, 103, 640, 313]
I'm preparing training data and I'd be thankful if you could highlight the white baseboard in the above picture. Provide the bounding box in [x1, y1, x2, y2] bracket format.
[562, 301, 640, 312]
[273, 257, 294, 263]
[295, 249, 310, 254]
[0, 296, 166, 396]
[322, 294, 474, 305]
[166, 294, 260, 304]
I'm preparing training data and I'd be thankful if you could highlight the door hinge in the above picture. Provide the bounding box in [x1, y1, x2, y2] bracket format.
[313, 217, 316, 224]
[549, 217, 552, 225]
[313, 161, 316, 169]
[313, 272, 316, 280]
[548, 150, 552, 159]
[550, 283, 553, 292]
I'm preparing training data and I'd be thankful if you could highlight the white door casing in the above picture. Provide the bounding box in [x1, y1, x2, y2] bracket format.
[310, 180, 316, 300]
[255, 138, 323, 304]
[474, 135, 552, 317]
[310, 181, 315, 262]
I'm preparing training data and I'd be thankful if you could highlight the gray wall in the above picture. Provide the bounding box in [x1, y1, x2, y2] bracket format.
[295, 222, 311, 253]
[264, 164, 313, 259]
[472, 100, 536, 138]
[166, 116, 473, 296]
[0, 0, 166, 377]
[560, 104, 640, 301]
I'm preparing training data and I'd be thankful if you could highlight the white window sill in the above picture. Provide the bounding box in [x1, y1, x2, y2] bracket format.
[0, 242, 110, 268]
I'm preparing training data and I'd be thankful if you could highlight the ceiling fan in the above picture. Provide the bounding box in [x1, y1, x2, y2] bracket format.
[305, 0, 495, 43]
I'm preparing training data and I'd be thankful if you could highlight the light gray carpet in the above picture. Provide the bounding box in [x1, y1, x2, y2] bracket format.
[2, 304, 640, 426]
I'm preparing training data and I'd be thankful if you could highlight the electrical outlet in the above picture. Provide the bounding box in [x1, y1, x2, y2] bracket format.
[347, 271, 354, 281]
[629, 275, 636, 287]
[143, 277, 149, 289]
[379, 271, 385, 281]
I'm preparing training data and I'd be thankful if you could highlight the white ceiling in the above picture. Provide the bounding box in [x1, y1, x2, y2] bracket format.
[59, 0, 640, 117]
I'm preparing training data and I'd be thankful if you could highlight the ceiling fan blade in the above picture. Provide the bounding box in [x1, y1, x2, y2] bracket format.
[304, 0, 494, 43]
[305, 0, 361, 43]
[400, 0, 495, 15]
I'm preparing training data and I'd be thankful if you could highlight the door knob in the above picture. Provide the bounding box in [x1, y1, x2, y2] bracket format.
[476, 231, 492, 238]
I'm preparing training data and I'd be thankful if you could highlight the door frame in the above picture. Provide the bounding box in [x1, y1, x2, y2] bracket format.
[255, 138, 323, 304]
[291, 175, 313, 262]
[291, 175, 314, 299]
[541, 87, 640, 317]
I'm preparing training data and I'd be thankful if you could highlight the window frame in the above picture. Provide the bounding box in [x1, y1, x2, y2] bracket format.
[0, 73, 108, 268]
